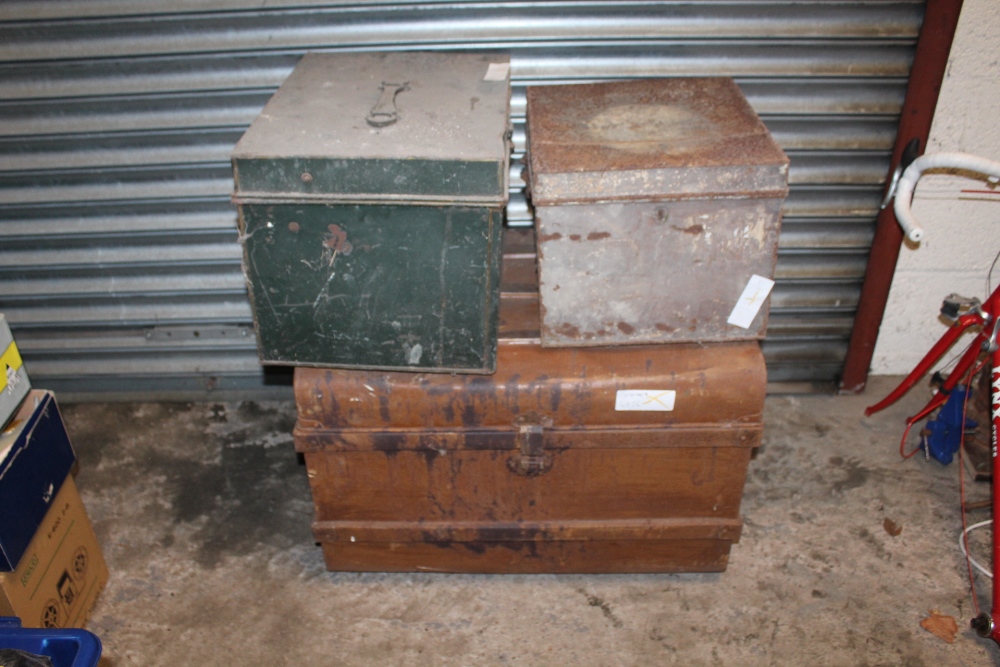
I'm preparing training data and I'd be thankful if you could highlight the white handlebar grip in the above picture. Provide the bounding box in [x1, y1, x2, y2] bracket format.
[893, 152, 1000, 243]
[893, 167, 923, 242]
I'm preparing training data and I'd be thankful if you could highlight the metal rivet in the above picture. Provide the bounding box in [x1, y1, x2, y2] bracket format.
[301, 172, 313, 183]
[288, 221, 300, 232]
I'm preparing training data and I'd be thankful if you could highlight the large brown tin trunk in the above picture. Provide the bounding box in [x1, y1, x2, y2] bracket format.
[293, 229, 766, 573]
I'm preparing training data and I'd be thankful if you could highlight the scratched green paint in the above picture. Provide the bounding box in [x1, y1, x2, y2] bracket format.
[240, 203, 502, 373]
[234, 157, 505, 200]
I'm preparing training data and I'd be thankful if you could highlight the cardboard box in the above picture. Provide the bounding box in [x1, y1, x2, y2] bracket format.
[0, 314, 30, 430]
[0, 390, 77, 571]
[0, 476, 108, 628]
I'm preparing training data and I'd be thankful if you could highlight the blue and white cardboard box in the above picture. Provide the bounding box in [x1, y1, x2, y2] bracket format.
[0, 314, 31, 431]
[0, 390, 77, 571]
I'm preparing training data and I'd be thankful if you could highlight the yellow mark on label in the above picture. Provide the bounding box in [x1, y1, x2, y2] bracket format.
[640, 392, 675, 409]
[743, 284, 764, 307]
[727, 274, 775, 329]
[1, 342, 23, 373]
[615, 389, 676, 411]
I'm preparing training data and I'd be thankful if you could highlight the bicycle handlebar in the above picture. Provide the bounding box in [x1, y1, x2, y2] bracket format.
[892, 151, 1000, 243]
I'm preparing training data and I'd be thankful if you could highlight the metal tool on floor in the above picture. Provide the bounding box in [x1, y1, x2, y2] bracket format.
[920, 382, 978, 465]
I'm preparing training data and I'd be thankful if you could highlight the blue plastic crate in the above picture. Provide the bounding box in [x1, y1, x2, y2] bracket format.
[0, 617, 100, 667]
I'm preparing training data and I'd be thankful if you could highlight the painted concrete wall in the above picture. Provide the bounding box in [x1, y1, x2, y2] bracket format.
[870, 0, 1000, 375]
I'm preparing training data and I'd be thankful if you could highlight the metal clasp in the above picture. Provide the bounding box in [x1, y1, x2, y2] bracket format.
[366, 81, 410, 128]
[880, 137, 921, 210]
[508, 414, 553, 477]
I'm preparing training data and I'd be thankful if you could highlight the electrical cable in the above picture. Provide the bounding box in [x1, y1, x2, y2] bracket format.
[958, 447, 981, 615]
[935, 317, 991, 378]
[958, 358, 988, 614]
[899, 419, 923, 459]
[987, 246, 1000, 296]
[960, 520, 994, 580]
[937, 346, 972, 377]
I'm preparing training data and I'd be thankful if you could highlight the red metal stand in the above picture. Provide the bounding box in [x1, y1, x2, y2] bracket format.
[839, 0, 965, 394]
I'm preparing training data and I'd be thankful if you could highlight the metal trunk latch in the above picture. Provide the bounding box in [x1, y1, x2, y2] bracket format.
[508, 414, 553, 477]
[367, 81, 410, 127]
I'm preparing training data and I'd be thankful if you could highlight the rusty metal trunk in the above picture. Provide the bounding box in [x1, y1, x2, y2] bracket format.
[291, 229, 767, 573]
[526, 78, 789, 347]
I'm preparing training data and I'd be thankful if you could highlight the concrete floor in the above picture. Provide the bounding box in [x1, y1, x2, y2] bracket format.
[60, 376, 1000, 666]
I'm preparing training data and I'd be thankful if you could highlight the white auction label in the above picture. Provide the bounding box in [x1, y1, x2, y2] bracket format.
[484, 62, 511, 81]
[727, 274, 775, 329]
[615, 390, 676, 412]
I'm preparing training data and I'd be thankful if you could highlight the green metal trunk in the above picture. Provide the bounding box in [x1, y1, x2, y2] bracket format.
[232, 52, 511, 373]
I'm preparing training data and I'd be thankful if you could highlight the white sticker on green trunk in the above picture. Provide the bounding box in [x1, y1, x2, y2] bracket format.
[615, 390, 676, 411]
[484, 62, 511, 81]
[727, 274, 775, 329]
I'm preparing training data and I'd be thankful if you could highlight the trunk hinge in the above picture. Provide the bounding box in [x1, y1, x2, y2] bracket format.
[508, 414, 553, 477]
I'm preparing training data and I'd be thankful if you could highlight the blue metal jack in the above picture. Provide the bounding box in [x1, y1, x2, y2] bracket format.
[923, 385, 978, 465]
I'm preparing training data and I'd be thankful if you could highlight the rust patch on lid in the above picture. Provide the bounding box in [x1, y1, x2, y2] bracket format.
[553, 322, 580, 338]
[526, 78, 789, 196]
[672, 224, 704, 235]
[585, 102, 716, 155]
[538, 232, 563, 243]
[587, 231, 612, 241]
[323, 223, 353, 255]
[617, 322, 635, 335]
[569, 234, 582, 241]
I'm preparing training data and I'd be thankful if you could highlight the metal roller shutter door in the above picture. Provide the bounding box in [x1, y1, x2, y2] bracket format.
[0, 1, 924, 399]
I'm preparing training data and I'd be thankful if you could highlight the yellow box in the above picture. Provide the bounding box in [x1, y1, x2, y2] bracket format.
[0, 476, 108, 628]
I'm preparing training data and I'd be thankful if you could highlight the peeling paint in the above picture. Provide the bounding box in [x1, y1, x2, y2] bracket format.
[534, 199, 782, 347]
[323, 223, 353, 255]
[672, 223, 704, 235]
[408, 343, 424, 365]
